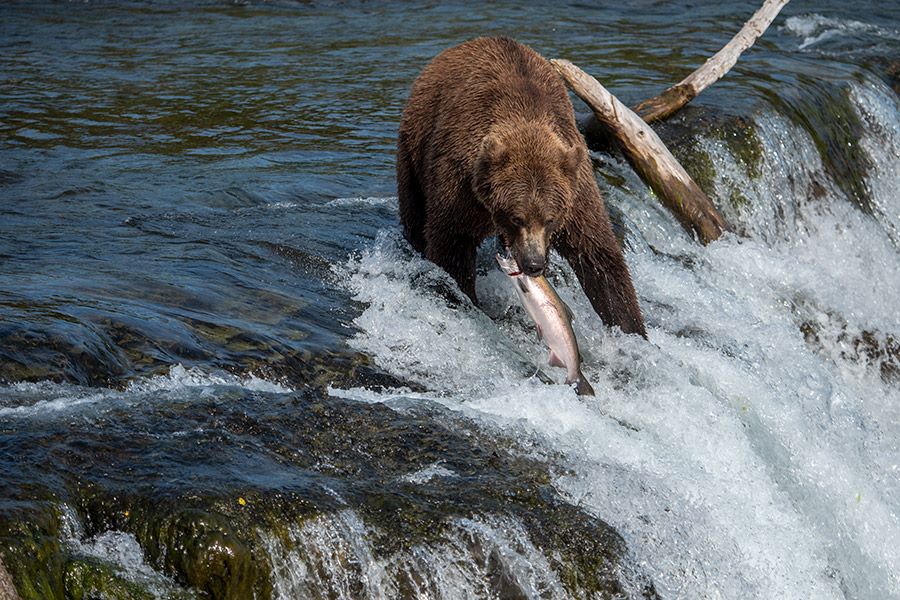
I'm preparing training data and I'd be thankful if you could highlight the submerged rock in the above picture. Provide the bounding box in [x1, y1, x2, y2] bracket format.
[0, 555, 21, 600]
[0, 507, 65, 600]
[884, 58, 900, 95]
[0, 387, 656, 599]
[63, 556, 177, 600]
[0, 307, 410, 394]
[577, 68, 887, 238]
[800, 314, 900, 383]
[657, 107, 766, 217]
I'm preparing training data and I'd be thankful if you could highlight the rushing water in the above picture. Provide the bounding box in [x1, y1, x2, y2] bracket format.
[1, 1, 899, 599]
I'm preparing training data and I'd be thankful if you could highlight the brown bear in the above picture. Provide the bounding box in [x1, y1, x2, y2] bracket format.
[397, 37, 646, 337]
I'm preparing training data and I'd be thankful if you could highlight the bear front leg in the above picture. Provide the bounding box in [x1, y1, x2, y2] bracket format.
[556, 200, 647, 337]
[397, 139, 428, 255]
[424, 230, 479, 305]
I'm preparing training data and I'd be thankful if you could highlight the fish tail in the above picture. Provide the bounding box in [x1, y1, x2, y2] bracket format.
[569, 372, 595, 396]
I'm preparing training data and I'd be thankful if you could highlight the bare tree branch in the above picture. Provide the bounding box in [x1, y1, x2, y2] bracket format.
[552, 59, 728, 244]
[633, 0, 789, 123]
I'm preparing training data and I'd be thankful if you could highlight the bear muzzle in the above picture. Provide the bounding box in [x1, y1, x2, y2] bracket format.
[519, 252, 546, 277]
[513, 227, 549, 276]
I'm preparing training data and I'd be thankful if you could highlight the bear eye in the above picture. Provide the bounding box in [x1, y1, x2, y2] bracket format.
[546, 218, 559, 230]
[510, 216, 525, 228]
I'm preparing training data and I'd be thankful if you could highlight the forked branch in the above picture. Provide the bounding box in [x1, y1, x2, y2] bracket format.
[633, 0, 789, 123]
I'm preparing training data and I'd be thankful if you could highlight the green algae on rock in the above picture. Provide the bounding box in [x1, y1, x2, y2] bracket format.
[1, 388, 655, 599]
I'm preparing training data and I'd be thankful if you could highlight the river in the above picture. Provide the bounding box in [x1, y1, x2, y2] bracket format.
[1, 1, 899, 598]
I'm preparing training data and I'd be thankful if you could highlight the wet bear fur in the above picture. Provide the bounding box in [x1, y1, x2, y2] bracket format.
[397, 37, 646, 336]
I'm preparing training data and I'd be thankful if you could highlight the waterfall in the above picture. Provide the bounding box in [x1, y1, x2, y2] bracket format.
[338, 75, 900, 599]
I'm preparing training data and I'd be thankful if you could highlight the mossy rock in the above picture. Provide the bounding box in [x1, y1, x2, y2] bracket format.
[860, 55, 900, 96]
[581, 104, 765, 222]
[714, 117, 764, 180]
[3, 391, 656, 599]
[770, 78, 873, 214]
[68, 488, 280, 600]
[142, 510, 264, 600]
[0, 506, 66, 600]
[64, 557, 155, 600]
[661, 108, 764, 187]
[669, 138, 718, 199]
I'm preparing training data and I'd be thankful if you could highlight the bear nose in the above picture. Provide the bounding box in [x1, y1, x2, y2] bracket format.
[522, 256, 545, 276]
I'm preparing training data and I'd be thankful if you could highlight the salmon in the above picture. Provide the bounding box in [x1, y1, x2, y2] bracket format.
[496, 253, 595, 396]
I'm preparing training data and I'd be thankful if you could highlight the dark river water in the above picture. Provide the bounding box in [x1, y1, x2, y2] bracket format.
[1, 1, 899, 599]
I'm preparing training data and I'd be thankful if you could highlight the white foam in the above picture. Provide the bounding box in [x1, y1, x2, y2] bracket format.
[327, 195, 398, 208]
[0, 364, 291, 419]
[334, 77, 900, 598]
[125, 363, 293, 394]
[849, 78, 900, 247]
[266, 201, 301, 209]
[783, 14, 898, 50]
[336, 234, 551, 394]
[264, 197, 397, 210]
[326, 384, 437, 406]
[0, 390, 105, 417]
[73, 532, 164, 582]
[400, 462, 458, 484]
[61, 506, 186, 599]
[262, 511, 580, 599]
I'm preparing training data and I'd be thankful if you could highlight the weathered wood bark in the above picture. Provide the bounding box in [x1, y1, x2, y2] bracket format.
[633, 0, 789, 123]
[0, 556, 19, 600]
[552, 59, 728, 244]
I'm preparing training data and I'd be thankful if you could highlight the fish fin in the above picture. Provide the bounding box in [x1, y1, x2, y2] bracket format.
[516, 278, 529, 294]
[561, 299, 574, 321]
[566, 372, 595, 396]
[535, 323, 543, 341]
[548, 350, 566, 368]
[574, 377, 595, 396]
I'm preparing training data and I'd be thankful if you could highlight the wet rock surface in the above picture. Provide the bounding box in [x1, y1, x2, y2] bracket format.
[0, 384, 654, 599]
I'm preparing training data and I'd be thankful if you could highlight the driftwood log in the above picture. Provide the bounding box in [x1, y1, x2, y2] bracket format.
[552, 59, 729, 244]
[553, 0, 787, 243]
[634, 0, 789, 123]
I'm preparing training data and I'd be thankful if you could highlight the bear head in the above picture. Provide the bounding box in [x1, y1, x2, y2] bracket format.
[474, 120, 585, 276]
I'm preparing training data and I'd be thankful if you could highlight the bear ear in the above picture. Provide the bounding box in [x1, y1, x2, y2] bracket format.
[480, 134, 509, 166]
[561, 142, 585, 178]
